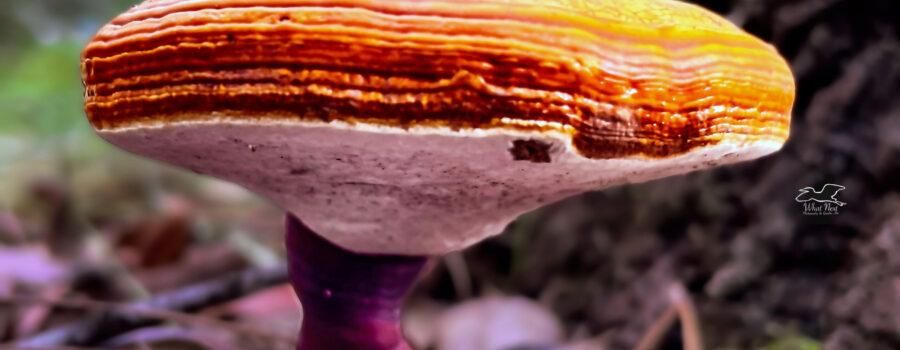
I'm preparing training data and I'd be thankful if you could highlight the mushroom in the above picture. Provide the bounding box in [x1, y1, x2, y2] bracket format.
[81, 0, 795, 349]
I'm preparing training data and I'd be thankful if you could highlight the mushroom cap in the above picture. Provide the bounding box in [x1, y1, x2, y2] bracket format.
[82, 0, 794, 255]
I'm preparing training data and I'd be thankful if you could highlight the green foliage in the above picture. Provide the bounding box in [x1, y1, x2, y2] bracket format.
[761, 336, 822, 350]
[0, 0, 137, 137]
[0, 41, 88, 136]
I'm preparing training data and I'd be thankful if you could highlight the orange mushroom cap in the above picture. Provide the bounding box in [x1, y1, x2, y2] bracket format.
[82, 0, 794, 254]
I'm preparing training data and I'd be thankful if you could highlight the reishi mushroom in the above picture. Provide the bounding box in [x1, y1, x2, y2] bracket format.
[81, 0, 795, 349]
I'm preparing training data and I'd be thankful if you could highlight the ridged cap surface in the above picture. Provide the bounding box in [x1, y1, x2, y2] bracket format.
[82, 0, 794, 254]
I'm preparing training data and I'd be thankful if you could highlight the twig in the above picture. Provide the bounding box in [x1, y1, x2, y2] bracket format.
[443, 252, 472, 299]
[0, 346, 99, 350]
[669, 284, 703, 350]
[2, 295, 293, 344]
[632, 283, 704, 350]
[632, 303, 678, 350]
[102, 327, 245, 350]
[9, 263, 290, 347]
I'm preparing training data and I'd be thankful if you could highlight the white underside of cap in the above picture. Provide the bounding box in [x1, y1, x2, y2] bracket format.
[99, 119, 781, 255]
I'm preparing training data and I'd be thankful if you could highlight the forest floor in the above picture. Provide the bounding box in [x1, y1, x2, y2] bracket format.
[1, 0, 899, 349]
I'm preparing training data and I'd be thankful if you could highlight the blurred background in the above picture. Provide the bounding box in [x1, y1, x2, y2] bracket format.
[0, 0, 898, 349]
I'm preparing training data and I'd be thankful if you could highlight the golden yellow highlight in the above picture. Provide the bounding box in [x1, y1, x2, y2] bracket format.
[82, 0, 794, 158]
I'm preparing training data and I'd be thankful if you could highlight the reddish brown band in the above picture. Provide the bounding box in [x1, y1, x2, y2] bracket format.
[82, 0, 795, 159]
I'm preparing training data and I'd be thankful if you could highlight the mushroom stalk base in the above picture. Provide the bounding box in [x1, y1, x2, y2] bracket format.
[285, 215, 428, 350]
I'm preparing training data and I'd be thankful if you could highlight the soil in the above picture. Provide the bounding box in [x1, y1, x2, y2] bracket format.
[416, 0, 900, 349]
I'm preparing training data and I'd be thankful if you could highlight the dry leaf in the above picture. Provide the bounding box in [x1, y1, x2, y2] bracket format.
[436, 296, 563, 350]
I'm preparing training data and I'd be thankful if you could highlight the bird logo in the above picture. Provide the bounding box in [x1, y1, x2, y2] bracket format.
[795, 184, 846, 207]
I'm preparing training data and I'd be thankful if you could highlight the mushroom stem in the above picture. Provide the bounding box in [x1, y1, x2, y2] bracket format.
[285, 214, 428, 350]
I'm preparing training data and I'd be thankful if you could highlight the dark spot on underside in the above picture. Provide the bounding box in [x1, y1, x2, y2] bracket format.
[509, 139, 552, 163]
[290, 168, 310, 175]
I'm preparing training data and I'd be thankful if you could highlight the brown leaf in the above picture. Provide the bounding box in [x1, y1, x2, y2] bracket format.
[134, 243, 248, 293]
[117, 215, 190, 269]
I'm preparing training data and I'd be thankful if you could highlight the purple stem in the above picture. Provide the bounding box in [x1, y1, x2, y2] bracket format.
[285, 214, 428, 350]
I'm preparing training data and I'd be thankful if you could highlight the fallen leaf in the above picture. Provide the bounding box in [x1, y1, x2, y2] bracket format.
[436, 296, 563, 350]
[0, 246, 67, 285]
